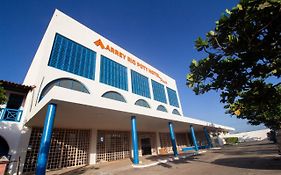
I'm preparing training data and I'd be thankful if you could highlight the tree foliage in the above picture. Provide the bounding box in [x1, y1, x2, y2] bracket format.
[0, 83, 7, 105]
[187, 0, 281, 130]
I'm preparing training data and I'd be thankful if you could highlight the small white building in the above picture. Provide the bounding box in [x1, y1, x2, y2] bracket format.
[222, 129, 270, 143]
[0, 9, 234, 175]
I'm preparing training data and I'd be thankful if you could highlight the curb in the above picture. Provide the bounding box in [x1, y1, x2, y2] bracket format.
[132, 150, 206, 168]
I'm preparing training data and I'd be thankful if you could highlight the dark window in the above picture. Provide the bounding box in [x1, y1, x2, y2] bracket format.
[156, 105, 167, 112]
[135, 99, 150, 108]
[48, 33, 96, 79]
[39, 78, 89, 101]
[172, 109, 181, 116]
[102, 91, 126, 103]
[167, 87, 179, 107]
[131, 70, 150, 98]
[100, 56, 128, 91]
[151, 80, 167, 103]
[6, 94, 24, 109]
[0, 136, 9, 157]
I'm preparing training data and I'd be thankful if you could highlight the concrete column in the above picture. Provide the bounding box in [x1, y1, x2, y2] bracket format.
[127, 67, 132, 93]
[95, 54, 101, 82]
[131, 116, 139, 164]
[204, 127, 213, 148]
[168, 122, 178, 157]
[36, 103, 57, 175]
[190, 125, 199, 151]
[155, 132, 161, 155]
[89, 129, 97, 164]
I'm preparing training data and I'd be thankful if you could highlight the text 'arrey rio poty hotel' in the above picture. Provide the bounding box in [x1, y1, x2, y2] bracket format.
[0, 9, 234, 174]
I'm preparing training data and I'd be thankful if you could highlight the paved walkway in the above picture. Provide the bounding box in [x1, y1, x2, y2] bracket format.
[47, 141, 281, 175]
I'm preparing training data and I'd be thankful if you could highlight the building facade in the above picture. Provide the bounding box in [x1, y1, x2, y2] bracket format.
[0, 10, 234, 175]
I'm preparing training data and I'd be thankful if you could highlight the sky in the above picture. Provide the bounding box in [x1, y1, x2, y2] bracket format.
[0, 0, 266, 132]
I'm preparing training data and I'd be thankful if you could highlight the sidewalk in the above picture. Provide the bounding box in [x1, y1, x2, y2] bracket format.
[46, 151, 202, 175]
[47, 141, 281, 175]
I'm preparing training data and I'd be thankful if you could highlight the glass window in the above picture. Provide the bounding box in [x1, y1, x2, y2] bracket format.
[48, 33, 96, 80]
[166, 87, 179, 107]
[100, 56, 128, 91]
[135, 99, 150, 108]
[156, 105, 168, 112]
[131, 70, 150, 98]
[102, 91, 126, 103]
[151, 80, 167, 103]
[39, 78, 90, 101]
[172, 109, 181, 116]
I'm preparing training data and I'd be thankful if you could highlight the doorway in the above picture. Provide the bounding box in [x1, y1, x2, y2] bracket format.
[141, 138, 152, 155]
[0, 136, 9, 157]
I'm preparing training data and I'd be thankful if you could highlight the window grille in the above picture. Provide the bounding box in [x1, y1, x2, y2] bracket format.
[96, 130, 130, 162]
[23, 128, 90, 173]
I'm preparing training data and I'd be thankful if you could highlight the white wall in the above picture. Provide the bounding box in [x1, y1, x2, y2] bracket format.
[222, 129, 270, 142]
[23, 9, 183, 122]
[21, 10, 234, 132]
[0, 88, 34, 175]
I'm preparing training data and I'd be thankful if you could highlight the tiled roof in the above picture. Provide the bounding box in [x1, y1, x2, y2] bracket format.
[0, 80, 34, 93]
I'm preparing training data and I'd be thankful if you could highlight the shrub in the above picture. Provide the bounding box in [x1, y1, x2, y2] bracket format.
[225, 137, 238, 144]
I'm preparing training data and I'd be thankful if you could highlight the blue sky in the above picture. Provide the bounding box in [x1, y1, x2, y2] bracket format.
[0, 0, 265, 132]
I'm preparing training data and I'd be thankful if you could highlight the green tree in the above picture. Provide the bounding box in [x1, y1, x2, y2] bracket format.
[187, 0, 281, 130]
[0, 83, 7, 105]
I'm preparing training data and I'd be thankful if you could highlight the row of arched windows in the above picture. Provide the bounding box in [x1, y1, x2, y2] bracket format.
[39, 78, 181, 116]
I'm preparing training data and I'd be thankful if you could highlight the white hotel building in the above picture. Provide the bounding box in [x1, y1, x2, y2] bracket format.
[0, 10, 234, 174]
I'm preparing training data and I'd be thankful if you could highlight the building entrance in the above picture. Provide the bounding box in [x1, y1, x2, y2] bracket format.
[96, 130, 130, 162]
[141, 138, 152, 155]
[0, 136, 9, 157]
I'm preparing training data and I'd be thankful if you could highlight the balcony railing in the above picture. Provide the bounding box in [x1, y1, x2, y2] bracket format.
[0, 108, 23, 122]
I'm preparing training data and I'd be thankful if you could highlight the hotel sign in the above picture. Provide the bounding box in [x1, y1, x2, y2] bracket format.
[94, 39, 167, 84]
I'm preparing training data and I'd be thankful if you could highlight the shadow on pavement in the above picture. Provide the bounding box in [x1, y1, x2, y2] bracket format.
[212, 156, 281, 170]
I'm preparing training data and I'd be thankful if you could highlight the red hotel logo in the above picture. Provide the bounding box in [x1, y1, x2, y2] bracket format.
[94, 39, 167, 84]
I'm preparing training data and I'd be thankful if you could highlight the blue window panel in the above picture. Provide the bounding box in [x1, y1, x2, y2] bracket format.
[62, 41, 72, 71]
[74, 45, 82, 75]
[167, 87, 179, 107]
[131, 70, 150, 98]
[100, 56, 128, 91]
[48, 33, 96, 80]
[151, 80, 167, 103]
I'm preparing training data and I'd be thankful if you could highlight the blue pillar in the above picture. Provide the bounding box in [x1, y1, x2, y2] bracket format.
[168, 122, 178, 157]
[190, 125, 199, 151]
[204, 127, 213, 148]
[131, 116, 139, 164]
[36, 103, 57, 175]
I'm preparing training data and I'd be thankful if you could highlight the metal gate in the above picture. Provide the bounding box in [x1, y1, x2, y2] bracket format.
[159, 132, 189, 153]
[159, 133, 173, 153]
[96, 130, 130, 162]
[23, 128, 90, 173]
